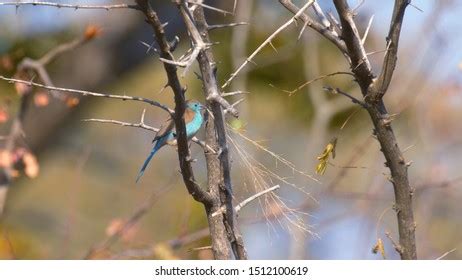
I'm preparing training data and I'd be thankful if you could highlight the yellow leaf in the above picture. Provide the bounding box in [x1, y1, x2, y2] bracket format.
[315, 137, 337, 175]
[372, 238, 386, 259]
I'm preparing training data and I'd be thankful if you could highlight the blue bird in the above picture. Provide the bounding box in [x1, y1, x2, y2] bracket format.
[136, 100, 205, 182]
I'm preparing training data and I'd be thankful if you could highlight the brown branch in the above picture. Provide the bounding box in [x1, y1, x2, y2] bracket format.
[333, 0, 374, 92]
[331, 0, 416, 260]
[179, 1, 247, 259]
[371, 0, 410, 101]
[278, 0, 416, 259]
[135, 0, 213, 206]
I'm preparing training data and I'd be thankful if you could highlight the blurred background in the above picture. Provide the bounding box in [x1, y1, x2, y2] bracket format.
[0, 0, 461, 259]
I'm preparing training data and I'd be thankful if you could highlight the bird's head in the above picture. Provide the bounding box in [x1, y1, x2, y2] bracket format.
[186, 100, 205, 112]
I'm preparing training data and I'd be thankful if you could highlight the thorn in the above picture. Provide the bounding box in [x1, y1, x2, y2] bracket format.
[392, 204, 400, 214]
[169, 36, 180, 52]
[410, 186, 415, 197]
[217, 148, 223, 157]
[387, 176, 394, 184]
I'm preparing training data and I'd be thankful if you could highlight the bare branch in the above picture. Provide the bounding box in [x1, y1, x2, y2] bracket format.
[272, 71, 354, 96]
[385, 231, 404, 257]
[135, 0, 213, 206]
[323, 86, 367, 108]
[82, 117, 215, 154]
[183, 2, 247, 259]
[212, 185, 281, 217]
[221, 91, 248, 97]
[312, 1, 334, 33]
[333, 0, 373, 90]
[222, 0, 314, 89]
[371, 0, 410, 100]
[0, 1, 139, 10]
[0, 76, 174, 114]
[279, 0, 347, 55]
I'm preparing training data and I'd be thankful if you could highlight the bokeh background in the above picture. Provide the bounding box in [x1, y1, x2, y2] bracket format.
[0, 0, 461, 259]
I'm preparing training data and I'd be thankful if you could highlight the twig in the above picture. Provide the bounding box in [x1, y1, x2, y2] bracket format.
[187, 1, 232, 15]
[208, 22, 248, 31]
[222, 0, 314, 89]
[212, 185, 280, 217]
[273, 71, 354, 96]
[312, 1, 333, 33]
[0, 76, 174, 114]
[188, 245, 212, 252]
[0, 1, 139, 10]
[221, 91, 248, 97]
[279, 0, 347, 55]
[436, 248, 456, 260]
[82, 117, 215, 153]
[323, 86, 367, 108]
[235, 185, 280, 213]
[371, 0, 410, 101]
[385, 231, 404, 257]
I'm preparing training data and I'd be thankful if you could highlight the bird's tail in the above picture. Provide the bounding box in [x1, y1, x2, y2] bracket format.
[136, 140, 163, 183]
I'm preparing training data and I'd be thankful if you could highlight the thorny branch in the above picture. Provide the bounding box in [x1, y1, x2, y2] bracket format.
[279, 0, 415, 259]
[82, 113, 215, 154]
[222, 0, 315, 89]
[178, 0, 247, 259]
[135, 0, 213, 206]
[0, 1, 139, 10]
[0, 76, 174, 114]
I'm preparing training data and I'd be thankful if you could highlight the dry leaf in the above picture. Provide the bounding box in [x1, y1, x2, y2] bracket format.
[34, 92, 50, 107]
[22, 152, 39, 178]
[372, 238, 386, 259]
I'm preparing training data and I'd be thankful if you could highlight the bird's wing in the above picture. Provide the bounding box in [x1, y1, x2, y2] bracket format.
[153, 116, 175, 142]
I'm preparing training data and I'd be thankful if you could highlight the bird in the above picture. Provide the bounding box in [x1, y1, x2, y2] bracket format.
[136, 100, 205, 182]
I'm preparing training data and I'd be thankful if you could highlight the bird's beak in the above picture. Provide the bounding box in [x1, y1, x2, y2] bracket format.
[199, 104, 206, 111]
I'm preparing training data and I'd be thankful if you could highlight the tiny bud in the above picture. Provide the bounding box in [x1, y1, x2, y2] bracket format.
[84, 25, 102, 41]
